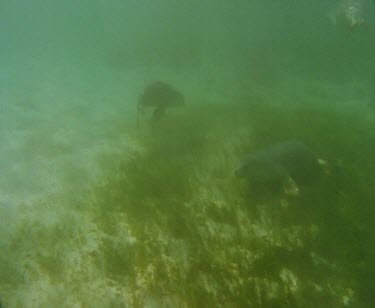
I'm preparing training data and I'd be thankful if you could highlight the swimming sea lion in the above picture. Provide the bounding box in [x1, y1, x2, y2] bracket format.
[137, 81, 185, 127]
[236, 140, 325, 196]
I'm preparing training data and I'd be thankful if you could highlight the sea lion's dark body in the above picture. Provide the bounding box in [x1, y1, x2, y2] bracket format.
[236, 141, 322, 194]
[137, 81, 185, 125]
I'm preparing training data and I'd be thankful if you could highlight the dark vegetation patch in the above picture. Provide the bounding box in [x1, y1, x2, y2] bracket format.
[2, 101, 374, 307]
[92, 101, 375, 306]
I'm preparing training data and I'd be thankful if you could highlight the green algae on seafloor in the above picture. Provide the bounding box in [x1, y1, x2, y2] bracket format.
[1, 101, 374, 307]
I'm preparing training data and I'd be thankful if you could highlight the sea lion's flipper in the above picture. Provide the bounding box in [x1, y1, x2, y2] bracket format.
[283, 177, 299, 196]
[152, 106, 166, 123]
[318, 158, 331, 176]
[137, 104, 145, 128]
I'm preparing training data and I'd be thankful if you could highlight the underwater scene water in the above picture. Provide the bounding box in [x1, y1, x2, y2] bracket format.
[0, 0, 374, 307]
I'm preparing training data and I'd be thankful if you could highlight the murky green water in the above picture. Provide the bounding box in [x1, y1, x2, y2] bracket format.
[0, 1, 374, 307]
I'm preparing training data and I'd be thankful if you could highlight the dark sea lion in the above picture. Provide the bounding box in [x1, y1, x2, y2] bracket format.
[137, 81, 185, 127]
[236, 140, 325, 195]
